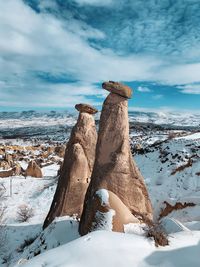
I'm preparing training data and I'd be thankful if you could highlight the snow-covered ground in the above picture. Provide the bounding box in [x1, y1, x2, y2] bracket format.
[22, 230, 200, 267]
[0, 111, 200, 266]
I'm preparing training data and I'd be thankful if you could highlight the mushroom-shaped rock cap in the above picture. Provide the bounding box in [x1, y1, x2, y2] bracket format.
[102, 81, 132, 99]
[75, 103, 98, 114]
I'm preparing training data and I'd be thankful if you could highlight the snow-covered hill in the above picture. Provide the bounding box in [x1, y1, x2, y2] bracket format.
[0, 111, 200, 266]
[0, 110, 199, 141]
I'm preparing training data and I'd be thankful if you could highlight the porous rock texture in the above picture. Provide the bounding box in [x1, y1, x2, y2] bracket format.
[43, 104, 97, 229]
[79, 82, 152, 235]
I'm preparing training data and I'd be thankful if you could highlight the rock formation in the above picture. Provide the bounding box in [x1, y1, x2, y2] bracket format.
[0, 168, 15, 178]
[43, 103, 98, 229]
[25, 160, 43, 178]
[0, 164, 21, 178]
[79, 81, 153, 235]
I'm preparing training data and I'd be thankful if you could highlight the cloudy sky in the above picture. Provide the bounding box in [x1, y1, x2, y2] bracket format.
[0, 0, 200, 112]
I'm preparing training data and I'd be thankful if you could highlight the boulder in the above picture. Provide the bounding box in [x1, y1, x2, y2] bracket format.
[0, 163, 21, 178]
[102, 81, 132, 98]
[0, 168, 14, 178]
[75, 103, 98, 114]
[25, 160, 43, 178]
[79, 83, 152, 235]
[88, 189, 140, 233]
[0, 160, 11, 170]
[43, 104, 97, 229]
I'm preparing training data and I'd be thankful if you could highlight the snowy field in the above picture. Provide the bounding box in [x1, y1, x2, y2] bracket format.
[0, 111, 200, 266]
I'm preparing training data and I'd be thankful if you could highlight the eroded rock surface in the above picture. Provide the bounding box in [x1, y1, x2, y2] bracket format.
[43, 104, 97, 229]
[25, 160, 43, 178]
[79, 82, 152, 235]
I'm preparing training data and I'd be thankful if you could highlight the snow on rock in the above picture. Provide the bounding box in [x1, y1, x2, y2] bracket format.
[91, 209, 115, 232]
[95, 189, 109, 205]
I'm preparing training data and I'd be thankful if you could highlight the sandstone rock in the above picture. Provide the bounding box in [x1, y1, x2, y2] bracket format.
[79, 86, 152, 235]
[75, 103, 98, 114]
[0, 163, 21, 178]
[40, 151, 49, 159]
[55, 145, 65, 158]
[47, 146, 55, 155]
[0, 161, 10, 170]
[25, 160, 43, 178]
[13, 163, 21, 176]
[5, 153, 13, 166]
[102, 81, 132, 99]
[0, 168, 14, 178]
[88, 189, 140, 233]
[0, 149, 5, 155]
[43, 104, 98, 229]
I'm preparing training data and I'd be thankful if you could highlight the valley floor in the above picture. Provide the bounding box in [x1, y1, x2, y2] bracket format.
[0, 124, 200, 266]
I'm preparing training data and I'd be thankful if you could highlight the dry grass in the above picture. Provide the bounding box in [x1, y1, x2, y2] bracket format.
[146, 223, 169, 247]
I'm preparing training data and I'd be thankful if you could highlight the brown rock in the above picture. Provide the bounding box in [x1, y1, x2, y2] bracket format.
[54, 145, 65, 158]
[0, 149, 5, 155]
[88, 189, 140, 233]
[102, 81, 132, 99]
[79, 88, 152, 235]
[43, 105, 98, 229]
[47, 146, 55, 155]
[0, 161, 10, 170]
[0, 168, 14, 178]
[75, 103, 98, 114]
[13, 163, 21, 176]
[5, 153, 13, 166]
[25, 160, 43, 178]
[0, 163, 21, 178]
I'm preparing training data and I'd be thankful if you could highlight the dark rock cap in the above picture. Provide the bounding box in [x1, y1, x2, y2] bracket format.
[75, 103, 98, 114]
[102, 81, 132, 99]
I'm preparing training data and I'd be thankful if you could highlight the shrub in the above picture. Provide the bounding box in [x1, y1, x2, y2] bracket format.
[17, 204, 34, 222]
[146, 223, 169, 247]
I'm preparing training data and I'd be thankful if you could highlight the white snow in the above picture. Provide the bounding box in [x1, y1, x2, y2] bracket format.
[175, 132, 200, 140]
[0, 111, 200, 267]
[20, 230, 200, 267]
[95, 189, 109, 205]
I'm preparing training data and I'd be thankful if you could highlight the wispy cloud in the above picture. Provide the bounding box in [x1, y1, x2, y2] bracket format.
[0, 0, 200, 109]
[137, 86, 151, 93]
[178, 84, 200, 94]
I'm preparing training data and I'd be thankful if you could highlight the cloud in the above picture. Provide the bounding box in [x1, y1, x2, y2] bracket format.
[137, 86, 151, 92]
[178, 84, 200, 94]
[0, 81, 105, 108]
[73, 0, 114, 6]
[1, 0, 200, 109]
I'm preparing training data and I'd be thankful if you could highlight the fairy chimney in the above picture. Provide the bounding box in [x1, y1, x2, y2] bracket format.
[43, 103, 98, 229]
[79, 81, 153, 235]
[25, 160, 43, 178]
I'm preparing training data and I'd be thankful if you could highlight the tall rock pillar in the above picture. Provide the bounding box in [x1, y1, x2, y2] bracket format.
[43, 104, 98, 229]
[79, 81, 153, 235]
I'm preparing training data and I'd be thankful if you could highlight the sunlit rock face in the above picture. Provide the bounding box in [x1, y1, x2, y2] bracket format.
[79, 82, 153, 236]
[43, 104, 97, 229]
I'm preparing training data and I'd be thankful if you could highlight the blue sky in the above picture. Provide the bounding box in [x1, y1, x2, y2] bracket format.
[0, 0, 200, 112]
